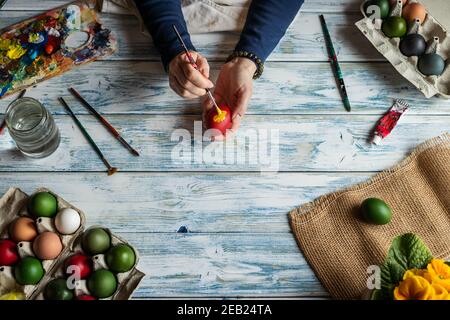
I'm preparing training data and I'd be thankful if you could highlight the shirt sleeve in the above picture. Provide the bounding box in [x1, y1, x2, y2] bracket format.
[133, 0, 196, 71]
[235, 0, 304, 63]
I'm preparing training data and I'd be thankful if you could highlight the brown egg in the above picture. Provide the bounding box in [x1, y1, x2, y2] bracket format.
[9, 217, 38, 242]
[33, 232, 62, 260]
[403, 3, 427, 24]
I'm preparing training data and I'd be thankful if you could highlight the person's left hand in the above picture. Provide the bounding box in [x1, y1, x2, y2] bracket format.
[202, 57, 256, 141]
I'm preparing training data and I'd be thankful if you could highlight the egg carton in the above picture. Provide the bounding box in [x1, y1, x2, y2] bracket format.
[0, 187, 144, 300]
[31, 227, 144, 300]
[355, 0, 450, 98]
[0, 187, 86, 299]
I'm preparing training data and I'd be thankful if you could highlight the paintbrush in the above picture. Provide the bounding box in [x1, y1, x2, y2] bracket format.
[319, 14, 351, 112]
[59, 97, 118, 176]
[68, 87, 139, 156]
[0, 89, 27, 135]
[172, 25, 223, 116]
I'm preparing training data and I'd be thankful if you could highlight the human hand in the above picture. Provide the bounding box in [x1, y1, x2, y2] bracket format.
[202, 57, 256, 140]
[168, 51, 214, 98]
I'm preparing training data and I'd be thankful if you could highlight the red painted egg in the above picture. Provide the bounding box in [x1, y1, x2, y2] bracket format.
[207, 105, 232, 135]
[64, 254, 93, 279]
[76, 295, 96, 300]
[0, 239, 20, 266]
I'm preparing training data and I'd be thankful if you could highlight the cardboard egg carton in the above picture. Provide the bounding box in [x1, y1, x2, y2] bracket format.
[0, 187, 144, 300]
[31, 227, 144, 300]
[355, 0, 450, 98]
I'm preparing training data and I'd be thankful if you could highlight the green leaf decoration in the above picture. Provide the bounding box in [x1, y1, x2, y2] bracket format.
[370, 289, 384, 300]
[380, 233, 433, 299]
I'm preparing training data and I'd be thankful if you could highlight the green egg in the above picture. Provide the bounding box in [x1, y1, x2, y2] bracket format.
[82, 228, 111, 255]
[29, 192, 58, 218]
[106, 244, 136, 273]
[364, 0, 390, 19]
[14, 256, 45, 285]
[44, 278, 74, 300]
[382, 16, 407, 38]
[88, 269, 117, 298]
[361, 198, 392, 225]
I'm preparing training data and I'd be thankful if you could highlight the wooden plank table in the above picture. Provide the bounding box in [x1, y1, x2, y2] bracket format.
[1, 0, 449, 299]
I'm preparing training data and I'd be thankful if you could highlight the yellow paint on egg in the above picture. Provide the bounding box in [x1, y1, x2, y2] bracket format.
[213, 108, 227, 123]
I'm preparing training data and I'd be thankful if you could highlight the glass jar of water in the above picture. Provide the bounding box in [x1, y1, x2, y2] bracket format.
[5, 97, 60, 158]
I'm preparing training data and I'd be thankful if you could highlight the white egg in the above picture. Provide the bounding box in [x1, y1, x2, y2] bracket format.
[54, 208, 81, 234]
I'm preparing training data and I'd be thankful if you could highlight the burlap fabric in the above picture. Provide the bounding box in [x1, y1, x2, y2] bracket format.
[289, 133, 450, 299]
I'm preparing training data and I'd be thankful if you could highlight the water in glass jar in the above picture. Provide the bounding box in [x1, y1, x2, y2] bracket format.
[5, 97, 60, 158]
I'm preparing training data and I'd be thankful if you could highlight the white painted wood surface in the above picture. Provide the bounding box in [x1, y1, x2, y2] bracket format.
[0, 0, 449, 299]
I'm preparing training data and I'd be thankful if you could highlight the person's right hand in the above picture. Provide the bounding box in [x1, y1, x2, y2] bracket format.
[168, 51, 214, 99]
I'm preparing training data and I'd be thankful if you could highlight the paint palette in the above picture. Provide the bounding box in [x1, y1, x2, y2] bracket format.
[0, 1, 117, 98]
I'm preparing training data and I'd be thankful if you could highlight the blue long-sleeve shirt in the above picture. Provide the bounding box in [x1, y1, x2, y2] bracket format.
[134, 0, 304, 71]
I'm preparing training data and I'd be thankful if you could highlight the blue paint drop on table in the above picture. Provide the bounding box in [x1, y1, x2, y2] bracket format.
[177, 226, 189, 233]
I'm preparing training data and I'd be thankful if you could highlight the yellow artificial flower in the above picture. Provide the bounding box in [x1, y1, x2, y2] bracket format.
[427, 259, 450, 291]
[430, 283, 449, 300]
[403, 269, 428, 279]
[0, 292, 25, 300]
[394, 275, 434, 300]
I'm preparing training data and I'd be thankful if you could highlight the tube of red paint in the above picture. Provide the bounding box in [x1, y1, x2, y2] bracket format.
[372, 100, 409, 145]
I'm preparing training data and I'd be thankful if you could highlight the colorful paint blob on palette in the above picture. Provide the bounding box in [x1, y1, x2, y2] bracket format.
[0, 1, 117, 98]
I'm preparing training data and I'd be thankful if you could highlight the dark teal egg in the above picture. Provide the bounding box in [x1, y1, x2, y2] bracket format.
[418, 53, 445, 76]
[400, 34, 426, 57]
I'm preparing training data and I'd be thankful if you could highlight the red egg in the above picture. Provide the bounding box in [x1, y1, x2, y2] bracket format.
[206, 105, 232, 135]
[76, 295, 96, 300]
[0, 239, 19, 266]
[64, 254, 93, 279]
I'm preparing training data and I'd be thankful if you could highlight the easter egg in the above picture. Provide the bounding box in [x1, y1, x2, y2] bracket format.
[55, 208, 81, 235]
[88, 269, 117, 298]
[44, 278, 74, 300]
[0, 239, 19, 266]
[33, 232, 63, 260]
[14, 256, 44, 285]
[9, 217, 38, 242]
[400, 33, 426, 56]
[207, 105, 232, 135]
[364, 0, 390, 19]
[29, 192, 57, 218]
[361, 198, 392, 225]
[418, 53, 445, 76]
[64, 254, 93, 279]
[82, 228, 110, 255]
[76, 295, 96, 300]
[382, 16, 407, 38]
[106, 244, 136, 273]
[402, 3, 427, 24]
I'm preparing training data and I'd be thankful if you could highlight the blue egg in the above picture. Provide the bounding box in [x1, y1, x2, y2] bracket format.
[418, 53, 445, 76]
[400, 34, 426, 57]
